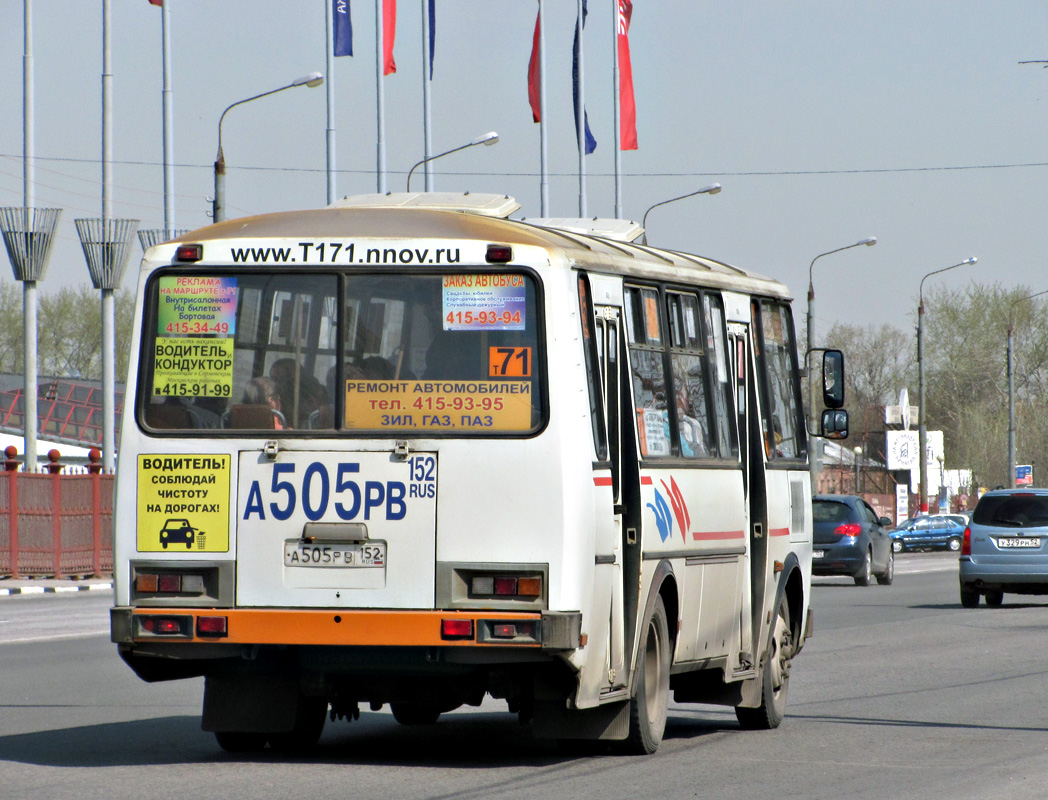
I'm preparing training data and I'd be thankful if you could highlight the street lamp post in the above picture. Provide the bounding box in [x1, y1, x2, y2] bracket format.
[853, 445, 863, 494]
[1007, 289, 1048, 487]
[212, 72, 324, 223]
[406, 131, 499, 192]
[805, 238, 877, 492]
[918, 257, 976, 513]
[639, 184, 722, 246]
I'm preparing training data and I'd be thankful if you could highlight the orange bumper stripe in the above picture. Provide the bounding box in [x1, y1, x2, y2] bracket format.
[131, 608, 544, 647]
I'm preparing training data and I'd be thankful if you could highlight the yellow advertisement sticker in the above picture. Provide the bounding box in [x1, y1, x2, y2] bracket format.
[344, 380, 532, 432]
[137, 455, 231, 552]
[153, 338, 234, 399]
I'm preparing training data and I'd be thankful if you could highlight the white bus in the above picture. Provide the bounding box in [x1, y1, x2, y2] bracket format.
[110, 193, 846, 755]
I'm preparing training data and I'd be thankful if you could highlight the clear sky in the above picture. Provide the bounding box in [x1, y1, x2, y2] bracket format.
[3, 1, 1048, 342]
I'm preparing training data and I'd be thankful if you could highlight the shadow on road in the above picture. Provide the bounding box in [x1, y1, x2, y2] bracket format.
[0, 705, 748, 768]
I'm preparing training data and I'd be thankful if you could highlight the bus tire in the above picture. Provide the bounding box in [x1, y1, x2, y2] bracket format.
[736, 594, 792, 730]
[215, 731, 267, 753]
[621, 594, 670, 755]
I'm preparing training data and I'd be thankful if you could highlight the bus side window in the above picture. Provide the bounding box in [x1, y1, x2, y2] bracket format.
[624, 285, 670, 458]
[666, 291, 714, 459]
[753, 300, 806, 460]
[577, 273, 607, 460]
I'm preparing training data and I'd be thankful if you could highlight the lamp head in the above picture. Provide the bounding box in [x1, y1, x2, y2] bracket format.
[292, 71, 325, 88]
[700, 183, 722, 195]
[860, 237, 877, 246]
[471, 131, 499, 146]
[963, 256, 977, 265]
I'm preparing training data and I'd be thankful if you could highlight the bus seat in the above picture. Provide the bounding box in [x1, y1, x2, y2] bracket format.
[145, 404, 192, 430]
[229, 404, 282, 429]
[307, 405, 336, 429]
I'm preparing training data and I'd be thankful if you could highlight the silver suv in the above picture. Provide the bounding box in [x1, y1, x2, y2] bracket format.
[959, 489, 1048, 607]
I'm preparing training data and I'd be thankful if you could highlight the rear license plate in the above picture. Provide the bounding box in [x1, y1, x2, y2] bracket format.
[284, 541, 386, 567]
[812, 550, 825, 559]
[997, 537, 1040, 549]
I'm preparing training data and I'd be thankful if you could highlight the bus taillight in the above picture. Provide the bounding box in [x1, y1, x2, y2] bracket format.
[441, 619, 474, 640]
[197, 616, 228, 638]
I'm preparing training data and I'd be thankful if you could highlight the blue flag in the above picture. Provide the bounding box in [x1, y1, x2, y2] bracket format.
[572, 0, 597, 154]
[334, 0, 353, 57]
[428, 0, 436, 78]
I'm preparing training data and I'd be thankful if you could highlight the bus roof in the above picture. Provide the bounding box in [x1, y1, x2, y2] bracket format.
[162, 194, 792, 300]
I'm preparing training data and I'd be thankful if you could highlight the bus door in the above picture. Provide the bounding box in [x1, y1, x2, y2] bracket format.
[594, 305, 640, 691]
[728, 321, 764, 672]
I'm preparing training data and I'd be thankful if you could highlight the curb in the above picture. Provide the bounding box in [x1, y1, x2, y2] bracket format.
[0, 582, 113, 597]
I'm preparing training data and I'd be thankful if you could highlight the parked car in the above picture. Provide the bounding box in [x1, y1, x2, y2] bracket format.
[889, 514, 967, 553]
[959, 489, 1048, 607]
[812, 495, 894, 586]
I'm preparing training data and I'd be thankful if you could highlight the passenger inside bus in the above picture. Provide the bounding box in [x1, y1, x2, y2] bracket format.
[270, 358, 326, 428]
[227, 376, 286, 429]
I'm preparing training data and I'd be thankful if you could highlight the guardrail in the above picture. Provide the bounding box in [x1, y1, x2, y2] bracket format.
[0, 447, 113, 578]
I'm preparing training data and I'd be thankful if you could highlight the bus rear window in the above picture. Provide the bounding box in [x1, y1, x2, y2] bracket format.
[140, 271, 544, 436]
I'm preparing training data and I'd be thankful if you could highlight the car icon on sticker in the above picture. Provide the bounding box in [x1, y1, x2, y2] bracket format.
[159, 518, 199, 549]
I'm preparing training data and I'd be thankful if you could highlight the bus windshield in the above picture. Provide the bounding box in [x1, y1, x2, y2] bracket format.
[141, 270, 544, 436]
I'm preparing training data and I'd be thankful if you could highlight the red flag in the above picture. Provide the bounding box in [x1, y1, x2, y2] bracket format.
[383, 0, 397, 75]
[148, 0, 162, 6]
[527, 7, 541, 122]
[617, 0, 637, 150]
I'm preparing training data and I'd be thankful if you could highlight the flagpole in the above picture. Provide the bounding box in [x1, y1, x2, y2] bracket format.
[375, 0, 387, 193]
[575, 0, 587, 217]
[538, 0, 549, 215]
[103, 0, 112, 221]
[325, 0, 337, 204]
[161, 1, 175, 232]
[613, 0, 622, 218]
[421, 0, 433, 191]
[23, 0, 38, 471]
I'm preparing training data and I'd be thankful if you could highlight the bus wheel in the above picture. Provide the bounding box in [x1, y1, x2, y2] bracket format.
[736, 594, 792, 730]
[215, 731, 267, 753]
[268, 697, 327, 753]
[391, 702, 442, 725]
[622, 594, 670, 755]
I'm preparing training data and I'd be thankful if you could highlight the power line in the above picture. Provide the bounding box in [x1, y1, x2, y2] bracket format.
[3, 152, 1048, 180]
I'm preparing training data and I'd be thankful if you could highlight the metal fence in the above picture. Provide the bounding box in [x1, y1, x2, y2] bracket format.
[0, 452, 113, 578]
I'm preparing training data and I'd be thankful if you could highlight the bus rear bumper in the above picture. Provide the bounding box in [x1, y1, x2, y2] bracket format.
[111, 606, 581, 650]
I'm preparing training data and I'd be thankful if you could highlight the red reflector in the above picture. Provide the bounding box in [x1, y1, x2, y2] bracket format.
[441, 619, 474, 639]
[197, 616, 228, 637]
[485, 244, 512, 263]
[175, 244, 203, 262]
[493, 577, 518, 595]
[141, 617, 156, 633]
[157, 574, 181, 593]
[835, 523, 862, 537]
[492, 623, 517, 638]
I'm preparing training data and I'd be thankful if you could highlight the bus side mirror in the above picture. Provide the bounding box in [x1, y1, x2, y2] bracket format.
[821, 409, 849, 440]
[822, 349, 845, 409]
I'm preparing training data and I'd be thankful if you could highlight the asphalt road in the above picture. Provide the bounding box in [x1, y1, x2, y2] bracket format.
[2, 552, 1048, 800]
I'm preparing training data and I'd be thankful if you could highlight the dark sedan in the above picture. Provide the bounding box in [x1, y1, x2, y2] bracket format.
[812, 494, 894, 586]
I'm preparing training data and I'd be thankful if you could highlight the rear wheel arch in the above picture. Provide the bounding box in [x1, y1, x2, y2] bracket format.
[775, 553, 805, 649]
[636, 561, 679, 669]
